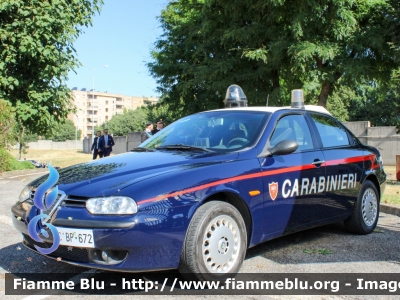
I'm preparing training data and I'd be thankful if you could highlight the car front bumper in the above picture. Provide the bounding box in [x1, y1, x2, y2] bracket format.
[11, 202, 193, 272]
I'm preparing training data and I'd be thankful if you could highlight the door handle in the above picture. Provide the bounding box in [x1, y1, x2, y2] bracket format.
[312, 160, 325, 165]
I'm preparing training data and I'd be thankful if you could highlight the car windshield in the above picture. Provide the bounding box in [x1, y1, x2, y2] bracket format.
[140, 111, 270, 152]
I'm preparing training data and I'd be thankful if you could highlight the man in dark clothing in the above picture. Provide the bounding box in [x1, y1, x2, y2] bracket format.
[99, 129, 115, 157]
[141, 121, 153, 143]
[90, 131, 103, 160]
[151, 120, 164, 135]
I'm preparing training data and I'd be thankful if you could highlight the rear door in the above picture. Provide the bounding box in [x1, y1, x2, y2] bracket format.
[307, 112, 364, 218]
[260, 112, 326, 239]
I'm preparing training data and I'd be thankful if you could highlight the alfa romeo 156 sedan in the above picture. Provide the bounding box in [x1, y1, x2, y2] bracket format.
[12, 89, 386, 280]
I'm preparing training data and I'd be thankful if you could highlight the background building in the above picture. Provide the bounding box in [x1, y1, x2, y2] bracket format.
[68, 88, 159, 138]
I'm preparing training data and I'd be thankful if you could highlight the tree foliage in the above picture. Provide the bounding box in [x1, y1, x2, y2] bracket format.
[0, 0, 103, 135]
[148, 0, 400, 120]
[0, 99, 15, 148]
[12, 122, 39, 159]
[145, 99, 176, 127]
[96, 108, 148, 137]
[348, 83, 400, 129]
[45, 119, 81, 142]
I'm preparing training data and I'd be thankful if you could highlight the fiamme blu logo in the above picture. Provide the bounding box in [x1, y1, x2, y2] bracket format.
[27, 165, 61, 254]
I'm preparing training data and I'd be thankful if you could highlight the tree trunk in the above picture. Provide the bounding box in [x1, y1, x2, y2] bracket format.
[271, 69, 280, 90]
[18, 143, 22, 161]
[18, 126, 24, 160]
[317, 81, 333, 107]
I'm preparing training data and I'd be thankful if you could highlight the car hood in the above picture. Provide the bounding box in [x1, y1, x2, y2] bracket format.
[28, 150, 239, 197]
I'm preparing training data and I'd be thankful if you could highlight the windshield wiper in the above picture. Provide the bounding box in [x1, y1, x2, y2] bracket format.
[157, 144, 213, 152]
[130, 147, 155, 152]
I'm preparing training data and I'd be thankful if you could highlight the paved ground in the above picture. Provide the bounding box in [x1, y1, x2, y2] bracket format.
[0, 171, 400, 300]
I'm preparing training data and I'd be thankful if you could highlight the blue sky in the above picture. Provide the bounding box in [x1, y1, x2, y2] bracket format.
[67, 0, 168, 97]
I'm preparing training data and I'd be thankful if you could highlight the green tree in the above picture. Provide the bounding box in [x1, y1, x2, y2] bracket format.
[0, 99, 15, 148]
[148, 0, 399, 116]
[96, 108, 148, 136]
[144, 98, 177, 126]
[348, 83, 400, 129]
[46, 119, 81, 141]
[0, 0, 103, 135]
[148, 0, 278, 118]
[13, 122, 39, 160]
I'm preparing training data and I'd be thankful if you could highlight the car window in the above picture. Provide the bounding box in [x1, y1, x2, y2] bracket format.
[141, 111, 270, 152]
[270, 114, 313, 151]
[310, 113, 350, 148]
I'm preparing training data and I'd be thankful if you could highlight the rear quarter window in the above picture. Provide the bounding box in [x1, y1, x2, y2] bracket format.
[310, 113, 350, 148]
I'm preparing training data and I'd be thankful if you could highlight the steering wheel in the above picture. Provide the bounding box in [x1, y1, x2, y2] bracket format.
[227, 137, 249, 148]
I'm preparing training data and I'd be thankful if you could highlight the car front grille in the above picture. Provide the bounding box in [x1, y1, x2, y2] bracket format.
[62, 195, 89, 208]
[23, 234, 89, 263]
[30, 190, 88, 209]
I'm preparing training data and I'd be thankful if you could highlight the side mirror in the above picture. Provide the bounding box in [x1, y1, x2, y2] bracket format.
[258, 139, 298, 158]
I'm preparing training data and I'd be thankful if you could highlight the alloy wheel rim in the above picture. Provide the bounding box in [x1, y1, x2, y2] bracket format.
[202, 215, 240, 273]
[361, 188, 377, 227]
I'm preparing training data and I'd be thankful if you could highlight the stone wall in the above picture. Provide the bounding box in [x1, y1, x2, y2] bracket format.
[113, 136, 128, 154]
[76, 123, 400, 166]
[81, 132, 142, 155]
[23, 140, 81, 151]
[343, 122, 399, 165]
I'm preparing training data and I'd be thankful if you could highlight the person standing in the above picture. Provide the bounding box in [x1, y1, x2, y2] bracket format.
[151, 120, 164, 135]
[141, 121, 153, 143]
[100, 129, 115, 157]
[90, 131, 103, 160]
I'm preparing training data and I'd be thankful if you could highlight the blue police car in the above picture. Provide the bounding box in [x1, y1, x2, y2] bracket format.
[12, 87, 386, 280]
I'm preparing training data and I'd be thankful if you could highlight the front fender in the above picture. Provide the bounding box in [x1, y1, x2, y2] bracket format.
[116, 157, 264, 246]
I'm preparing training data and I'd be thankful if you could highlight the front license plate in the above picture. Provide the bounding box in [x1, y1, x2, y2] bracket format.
[56, 227, 95, 248]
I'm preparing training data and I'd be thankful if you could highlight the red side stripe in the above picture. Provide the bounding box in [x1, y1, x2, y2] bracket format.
[136, 154, 372, 206]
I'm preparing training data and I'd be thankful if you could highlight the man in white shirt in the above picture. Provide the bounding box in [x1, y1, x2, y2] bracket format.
[141, 121, 154, 143]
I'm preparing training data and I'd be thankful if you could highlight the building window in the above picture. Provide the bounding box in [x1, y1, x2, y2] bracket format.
[106, 100, 108, 104]
[106, 108, 108, 112]
[106, 116, 109, 120]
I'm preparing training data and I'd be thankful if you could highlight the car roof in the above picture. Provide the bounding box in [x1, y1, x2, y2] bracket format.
[208, 105, 332, 115]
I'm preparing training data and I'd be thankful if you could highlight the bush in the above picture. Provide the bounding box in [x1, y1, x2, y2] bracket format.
[9, 159, 35, 171]
[0, 148, 13, 172]
[0, 148, 35, 172]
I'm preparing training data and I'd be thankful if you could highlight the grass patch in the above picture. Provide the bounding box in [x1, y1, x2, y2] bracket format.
[382, 184, 400, 205]
[9, 149, 93, 168]
[384, 166, 396, 180]
[9, 160, 35, 171]
[303, 249, 334, 255]
[0, 148, 35, 172]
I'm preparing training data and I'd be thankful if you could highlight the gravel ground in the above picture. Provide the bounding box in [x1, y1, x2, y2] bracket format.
[0, 171, 399, 300]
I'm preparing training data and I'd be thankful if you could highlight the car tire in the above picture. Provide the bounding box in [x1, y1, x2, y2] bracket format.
[344, 180, 379, 234]
[178, 201, 247, 281]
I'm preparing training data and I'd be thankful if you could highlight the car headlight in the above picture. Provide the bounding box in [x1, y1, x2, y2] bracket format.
[19, 186, 31, 202]
[86, 196, 138, 215]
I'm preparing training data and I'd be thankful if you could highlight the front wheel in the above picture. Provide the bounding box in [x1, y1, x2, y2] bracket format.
[179, 201, 247, 281]
[345, 180, 380, 234]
